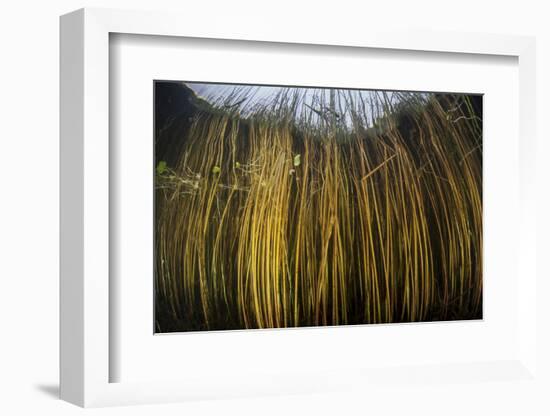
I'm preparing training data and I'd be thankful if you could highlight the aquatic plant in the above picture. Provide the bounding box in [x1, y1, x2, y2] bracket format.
[155, 83, 482, 332]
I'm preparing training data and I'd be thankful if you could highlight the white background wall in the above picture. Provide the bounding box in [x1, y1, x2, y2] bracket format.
[0, 1, 548, 414]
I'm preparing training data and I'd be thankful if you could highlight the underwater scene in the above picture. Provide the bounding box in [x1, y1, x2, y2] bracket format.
[154, 81, 482, 333]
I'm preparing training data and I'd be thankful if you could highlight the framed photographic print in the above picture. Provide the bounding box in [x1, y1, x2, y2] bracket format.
[60, 8, 540, 409]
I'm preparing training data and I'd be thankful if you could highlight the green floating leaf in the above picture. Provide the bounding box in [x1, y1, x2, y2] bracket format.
[293, 154, 301, 167]
[212, 165, 221, 174]
[156, 160, 167, 175]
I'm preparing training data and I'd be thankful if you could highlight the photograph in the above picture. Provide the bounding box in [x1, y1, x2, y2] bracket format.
[154, 81, 483, 333]
[0, 0, 543, 412]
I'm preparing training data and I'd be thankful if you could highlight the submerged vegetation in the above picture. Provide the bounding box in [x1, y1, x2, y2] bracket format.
[155, 82, 482, 332]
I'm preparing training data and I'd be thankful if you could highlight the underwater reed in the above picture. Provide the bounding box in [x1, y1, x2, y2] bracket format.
[155, 85, 482, 332]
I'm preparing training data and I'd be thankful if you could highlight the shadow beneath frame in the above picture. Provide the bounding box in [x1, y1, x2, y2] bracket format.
[34, 383, 59, 399]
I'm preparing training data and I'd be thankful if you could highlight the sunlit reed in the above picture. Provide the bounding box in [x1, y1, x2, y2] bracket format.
[155, 84, 482, 332]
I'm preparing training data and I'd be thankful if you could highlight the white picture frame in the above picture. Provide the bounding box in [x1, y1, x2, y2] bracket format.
[60, 7, 539, 408]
